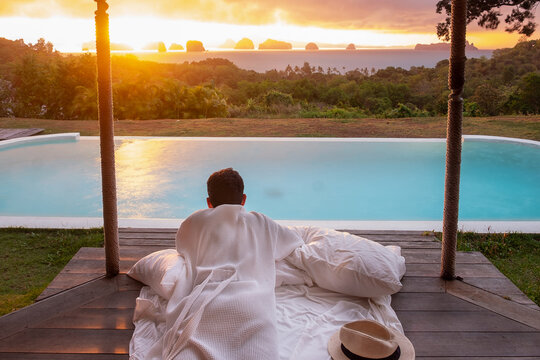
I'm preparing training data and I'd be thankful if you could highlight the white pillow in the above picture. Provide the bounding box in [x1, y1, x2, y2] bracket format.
[127, 249, 186, 300]
[286, 227, 406, 297]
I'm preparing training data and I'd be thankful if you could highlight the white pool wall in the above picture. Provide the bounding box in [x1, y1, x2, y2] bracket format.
[1, 133, 539, 232]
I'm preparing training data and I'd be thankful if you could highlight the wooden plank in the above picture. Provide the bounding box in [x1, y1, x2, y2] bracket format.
[399, 277, 445, 293]
[119, 235, 176, 242]
[377, 241, 441, 249]
[407, 331, 540, 357]
[46, 272, 105, 288]
[357, 234, 438, 242]
[37, 287, 65, 300]
[38, 275, 138, 307]
[40, 276, 134, 301]
[118, 232, 176, 240]
[74, 247, 490, 265]
[397, 310, 535, 332]
[119, 238, 175, 247]
[116, 275, 143, 291]
[119, 228, 177, 233]
[402, 249, 489, 264]
[62, 259, 136, 274]
[0, 128, 44, 140]
[463, 277, 538, 306]
[71, 247, 104, 259]
[118, 228, 433, 236]
[118, 246, 170, 259]
[0, 354, 128, 359]
[81, 291, 139, 309]
[0, 277, 116, 340]
[391, 293, 483, 312]
[118, 237, 444, 249]
[446, 280, 540, 330]
[119, 228, 432, 236]
[118, 231, 436, 241]
[405, 263, 505, 278]
[339, 230, 432, 236]
[74, 247, 165, 261]
[39, 272, 105, 297]
[0, 329, 132, 354]
[495, 291, 536, 307]
[124, 231, 441, 242]
[31, 308, 134, 330]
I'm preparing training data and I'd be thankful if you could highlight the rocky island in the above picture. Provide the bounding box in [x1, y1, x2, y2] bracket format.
[346, 43, 356, 50]
[169, 43, 184, 51]
[186, 40, 205, 52]
[305, 42, 319, 50]
[235, 38, 255, 49]
[259, 39, 292, 50]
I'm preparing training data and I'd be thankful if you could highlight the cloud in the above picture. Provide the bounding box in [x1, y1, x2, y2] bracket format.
[0, 0, 445, 33]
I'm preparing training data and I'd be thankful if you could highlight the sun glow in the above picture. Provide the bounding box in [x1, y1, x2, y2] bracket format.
[0, 15, 441, 52]
[0, 14, 526, 52]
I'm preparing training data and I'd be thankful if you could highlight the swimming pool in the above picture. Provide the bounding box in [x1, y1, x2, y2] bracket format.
[1, 134, 539, 230]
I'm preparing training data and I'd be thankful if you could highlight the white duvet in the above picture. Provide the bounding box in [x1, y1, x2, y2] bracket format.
[129, 226, 405, 360]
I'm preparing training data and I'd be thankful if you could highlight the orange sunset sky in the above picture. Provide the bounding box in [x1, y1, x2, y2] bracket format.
[0, 0, 536, 51]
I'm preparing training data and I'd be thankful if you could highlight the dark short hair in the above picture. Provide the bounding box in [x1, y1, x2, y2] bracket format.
[207, 168, 244, 207]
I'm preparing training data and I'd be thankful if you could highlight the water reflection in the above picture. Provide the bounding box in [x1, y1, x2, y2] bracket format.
[115, 140, 165, 217]
[114, 139, 209, 218]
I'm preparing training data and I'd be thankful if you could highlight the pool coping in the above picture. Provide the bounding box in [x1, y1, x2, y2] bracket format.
[0, 133, 80, 150]
[2, 133, 539, 146]
[1, 133, 539, 232]
[1, 216, 538, 233]
[81, 134, 540, 146]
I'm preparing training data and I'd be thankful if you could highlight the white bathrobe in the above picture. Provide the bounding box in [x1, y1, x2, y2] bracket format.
[154, 205, 304, 360]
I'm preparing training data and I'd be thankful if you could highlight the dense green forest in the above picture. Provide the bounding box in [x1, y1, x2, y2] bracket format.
[0, 37, 538, 120]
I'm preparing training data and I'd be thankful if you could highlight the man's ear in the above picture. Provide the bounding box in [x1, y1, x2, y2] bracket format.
[207, 197, 214, 208]
[240, 194, 246, 206]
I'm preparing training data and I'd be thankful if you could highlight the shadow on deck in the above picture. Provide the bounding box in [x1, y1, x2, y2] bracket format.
[1, 228, 539, 359]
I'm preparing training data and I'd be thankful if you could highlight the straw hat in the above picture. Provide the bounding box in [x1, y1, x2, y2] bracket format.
[328, 320, 415, 360]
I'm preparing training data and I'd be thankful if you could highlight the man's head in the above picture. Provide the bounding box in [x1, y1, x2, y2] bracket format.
[206, 168, 246, 208]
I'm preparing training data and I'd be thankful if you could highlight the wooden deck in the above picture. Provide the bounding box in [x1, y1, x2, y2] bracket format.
[1, 228, 539, 359]
[0, 128, 44, 140]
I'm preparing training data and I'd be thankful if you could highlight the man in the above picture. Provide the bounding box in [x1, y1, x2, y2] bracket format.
[166, 168, 303, 359]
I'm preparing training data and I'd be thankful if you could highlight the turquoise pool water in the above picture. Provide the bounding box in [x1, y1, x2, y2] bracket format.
[1, 137, 539, 221]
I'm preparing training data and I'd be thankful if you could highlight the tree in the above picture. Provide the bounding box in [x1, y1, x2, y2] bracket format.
[436, 0, 538, 40]
[516, 72, 540, 113]
[0, 79, 13, 116]
[70, 85, 97, 119]
[30, 38, 54, 54]
[471, 83, 504, 115]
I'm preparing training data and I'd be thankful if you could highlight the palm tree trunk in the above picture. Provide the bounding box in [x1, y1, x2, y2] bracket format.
[95, 0, 119, 276]
[441, 0, 467, 280]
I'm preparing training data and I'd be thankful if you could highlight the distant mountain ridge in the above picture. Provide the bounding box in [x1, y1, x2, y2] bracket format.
[415, 41, 478, 51]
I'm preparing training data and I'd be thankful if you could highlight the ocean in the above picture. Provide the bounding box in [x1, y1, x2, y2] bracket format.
[117, 48, 494, 73]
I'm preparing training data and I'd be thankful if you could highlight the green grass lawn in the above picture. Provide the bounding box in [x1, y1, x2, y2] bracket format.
[436, 232, 540, 305]
[1, 115, 539, 140]
[0, 228, 103, 316]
